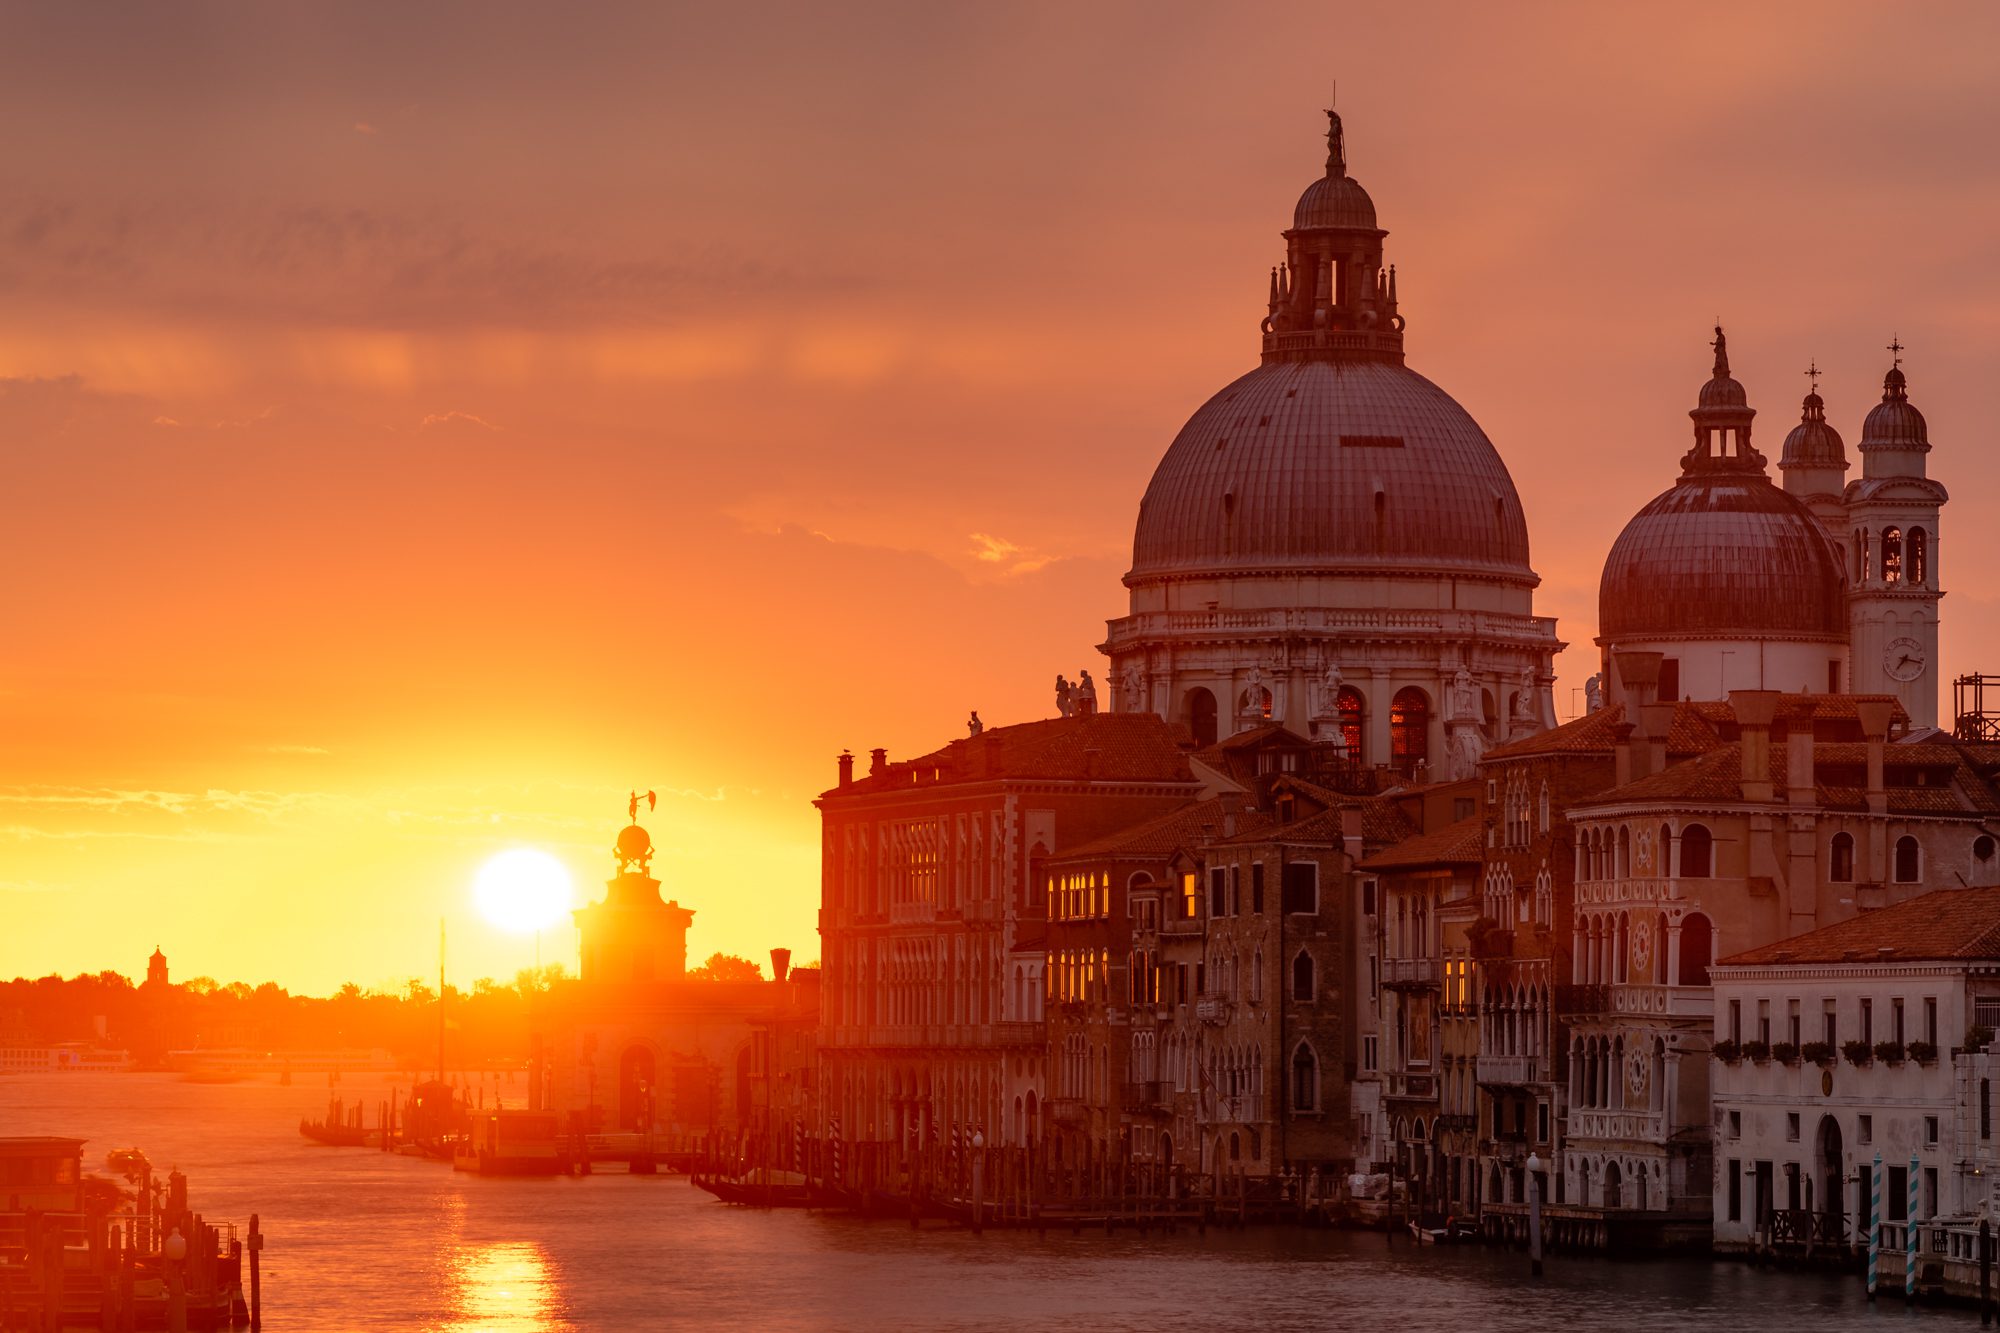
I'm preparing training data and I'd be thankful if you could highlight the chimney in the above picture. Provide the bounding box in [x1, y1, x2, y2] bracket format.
[770, 947, 792, 984]
[1729, 690, 1783, 803]
[1785, 702, 1815, 806]
[1614, 649, 1664, 711]
[1857, 699, 1893, 815]
[1223, 811, 1238, 839]
[1612, 722, 1637, 787]
[1639, 702, 1676, 779]
[837, 751, 855, 787]
[869, 747, 888, 777]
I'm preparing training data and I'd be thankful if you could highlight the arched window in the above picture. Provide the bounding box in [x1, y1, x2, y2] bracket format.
[1390, 687, 1430, 775]
[1292, 950, 1315, 1002]
[1678, 912, 1713, 986]
[1895, 836, 1921, 884]
[1184, 688, 1218, 748]
[1680, 824, 1713, 878]
[1830, 832, 1855, 883]
[1910, 527, 1928, 586]
[1618, 826, 1631, 878]
[1336, 686, 1366, 760]
[1290, 1042, 1319, 1113]
[1882, 527, 1903, 584]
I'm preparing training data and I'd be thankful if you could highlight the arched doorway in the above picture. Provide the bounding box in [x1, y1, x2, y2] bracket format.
[1603, 1160, 1623, 1210]
[1185, 688, 1218, 748]
[1817, 1115, 1845, 1236]
[619, 1045, 656, 1131]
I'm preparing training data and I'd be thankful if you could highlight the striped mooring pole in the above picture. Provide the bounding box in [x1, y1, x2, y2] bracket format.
[1869, 1152, 1883, 1298]
[1908, 1154, 1921, 1299]
[831, 1116, 843, 1186]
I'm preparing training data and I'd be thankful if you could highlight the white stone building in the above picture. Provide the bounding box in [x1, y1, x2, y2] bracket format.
[1709, 885, 2000, 1252]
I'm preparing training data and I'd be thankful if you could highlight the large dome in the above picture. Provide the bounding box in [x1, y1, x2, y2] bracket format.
[1599, 475, 1846, 642]
[1127, 358, 1535, 583]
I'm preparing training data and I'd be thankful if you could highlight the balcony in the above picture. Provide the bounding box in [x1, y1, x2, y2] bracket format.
[1049, 1097, 1089, 1126]
[1474, 1053, 1536, 1087]
[1212, 1093, 1264, 1124]
[1383, 957, 1439, 990]
[1122, 1080, 1169, 1111]
[1195, 996, 1231, 1024]
[1555, 983, 1609, 1016]
[1383, 1070, 1437, 1102]
[994, 1021, 1044, 1047]
[1568, 1107, 1665, 1144]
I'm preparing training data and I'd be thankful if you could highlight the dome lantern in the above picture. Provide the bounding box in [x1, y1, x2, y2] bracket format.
[1261, 109, 1403, 365]
[1681, 326, 1765, 476]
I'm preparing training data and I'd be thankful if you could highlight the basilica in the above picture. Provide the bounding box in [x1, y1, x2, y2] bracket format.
[805, 104, 1986, 1262]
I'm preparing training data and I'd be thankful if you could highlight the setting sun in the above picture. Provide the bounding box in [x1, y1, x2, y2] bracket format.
[472, 848, 572, 936]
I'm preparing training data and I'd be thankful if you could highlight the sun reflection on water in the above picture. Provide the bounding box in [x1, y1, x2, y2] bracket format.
[443, 1240, 565, 1331]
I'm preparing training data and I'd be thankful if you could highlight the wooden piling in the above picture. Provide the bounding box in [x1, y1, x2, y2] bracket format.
[249, 1212, 263, 1331]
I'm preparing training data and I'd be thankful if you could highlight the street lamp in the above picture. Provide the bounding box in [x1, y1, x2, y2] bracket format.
[164, 1227, 188, 1333]
[1524, 1152, 1545, 1277]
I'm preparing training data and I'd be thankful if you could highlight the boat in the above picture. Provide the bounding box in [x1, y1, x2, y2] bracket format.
[693, 1170, 816, 1207]
[105, 1147, 149, 1179]
[453, 1109, 562, 1175]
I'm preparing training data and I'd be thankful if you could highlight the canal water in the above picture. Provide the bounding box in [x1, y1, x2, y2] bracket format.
[0, 1072, 1969, 1330]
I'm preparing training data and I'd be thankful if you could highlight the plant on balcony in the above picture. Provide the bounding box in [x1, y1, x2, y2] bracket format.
[1907, 1040, 1938, 1064]
[1711, 1038, 1741, 1063]
[1800, 1041, 1835, 1066]
[1842, 1039, 1873, 1066]
[1873, 1040, 1907, 1065]
[1968, 1024, 1996, 1053]
[1771, 1041, 1801, 1065]
[1741, 1039, 1771, 1062]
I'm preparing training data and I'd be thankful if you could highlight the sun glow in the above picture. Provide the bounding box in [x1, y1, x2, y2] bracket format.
[473, 849, 573, 935]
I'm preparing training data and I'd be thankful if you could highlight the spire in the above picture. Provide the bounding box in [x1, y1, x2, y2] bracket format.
[1324, 106, 1345, 178]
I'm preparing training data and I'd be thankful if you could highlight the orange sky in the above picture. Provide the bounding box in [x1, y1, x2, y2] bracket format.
[6, 2, 2000, 995]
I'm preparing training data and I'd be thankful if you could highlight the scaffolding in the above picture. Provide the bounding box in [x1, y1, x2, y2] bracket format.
[1953, 674, 2000, 742]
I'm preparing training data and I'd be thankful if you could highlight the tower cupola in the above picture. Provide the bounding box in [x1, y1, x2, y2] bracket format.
[1681, 326, 1764, 476]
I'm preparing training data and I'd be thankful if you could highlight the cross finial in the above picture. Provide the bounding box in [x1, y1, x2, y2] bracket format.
[1805, 359, 1820, 394]
[1887, 335, 1904, 369]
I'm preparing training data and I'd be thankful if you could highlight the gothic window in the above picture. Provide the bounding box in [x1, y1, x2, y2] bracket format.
[1895, 836, 1921, 884]
[1680, 823, 1713, 878]
[1291, 1042, 1320, 1113]
[1910, 528, 1928, 586]
[1292, 950, 1316, 1002]
[1539, 780, 1551, 834]
[1390, 687, 1430, 775]
[1882, 527, 1903, 584]
[1830, 832, 1855, 883]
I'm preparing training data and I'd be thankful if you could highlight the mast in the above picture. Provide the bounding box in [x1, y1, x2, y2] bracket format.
[437, 917, 446, 1086]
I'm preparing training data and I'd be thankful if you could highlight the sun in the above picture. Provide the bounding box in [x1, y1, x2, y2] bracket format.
[474, 848, 574, 935]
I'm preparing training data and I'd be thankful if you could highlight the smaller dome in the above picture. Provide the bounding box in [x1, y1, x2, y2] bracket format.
[1292, 173, 1378, 231]
[1779, 390, 1847, 470]
[1862, 365, 1928, 446]
[615, 824, 652, 862]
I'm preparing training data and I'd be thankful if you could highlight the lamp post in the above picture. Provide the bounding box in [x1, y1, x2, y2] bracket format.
[1525, 1151, 1545, 1277]
[164, 1226, 188, 1333]
[972, 1131, 987, 1235]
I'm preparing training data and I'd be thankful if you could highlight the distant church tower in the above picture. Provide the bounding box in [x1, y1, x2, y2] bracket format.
[573, 815, 694, 984]
[1777, 366, 1851, 575]
[1844, 348, 1947, 726]
[144, 947, 168, 989]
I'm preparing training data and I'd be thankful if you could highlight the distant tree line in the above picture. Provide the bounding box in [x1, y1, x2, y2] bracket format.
[0, 952, 769, 1065]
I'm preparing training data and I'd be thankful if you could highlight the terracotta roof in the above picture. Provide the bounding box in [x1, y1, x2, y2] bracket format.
[1721, 885, 2000, 966]
[824, 713, 1197, 798]
[1481, 702, 1720, 761]
[1359, 814, 1485, 869]
[1683, 695, 1911, 730]
[1224, 793, 1415, 849]
[1051, 797, 1271, 863]
[1578, 740, 2000, 814]
[1199, 722, 1312, 756]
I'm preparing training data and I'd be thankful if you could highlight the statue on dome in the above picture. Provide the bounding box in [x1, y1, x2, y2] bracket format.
[1055, 675, 1074, 718]
[1449, 666, 1478, 723]
[1314, 660, 1343, 718]
[628, 789, 656, 823]
[1076, 670, 1099, 716]
[1585, 673, 1605, 714]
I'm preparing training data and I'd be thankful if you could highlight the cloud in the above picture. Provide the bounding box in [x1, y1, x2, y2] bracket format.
[420, 410, 497, 431]
[969, 532, 1055, 576]
[353, 122, 378, 136]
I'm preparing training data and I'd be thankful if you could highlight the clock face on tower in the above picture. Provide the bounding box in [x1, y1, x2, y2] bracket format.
[1885, 636, 1927, 683]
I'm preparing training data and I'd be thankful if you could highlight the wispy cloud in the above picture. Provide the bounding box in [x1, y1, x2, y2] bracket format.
[969, 532, 1054, 576]
[420, 410, 497, 431]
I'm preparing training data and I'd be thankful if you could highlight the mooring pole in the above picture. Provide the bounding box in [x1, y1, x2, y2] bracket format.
[1527, 1152, 1546, 1277]
[1979, 1215, 1991, 1326]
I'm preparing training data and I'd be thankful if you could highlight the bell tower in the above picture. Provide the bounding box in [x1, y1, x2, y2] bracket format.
[1844, 345, 1947, 726]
